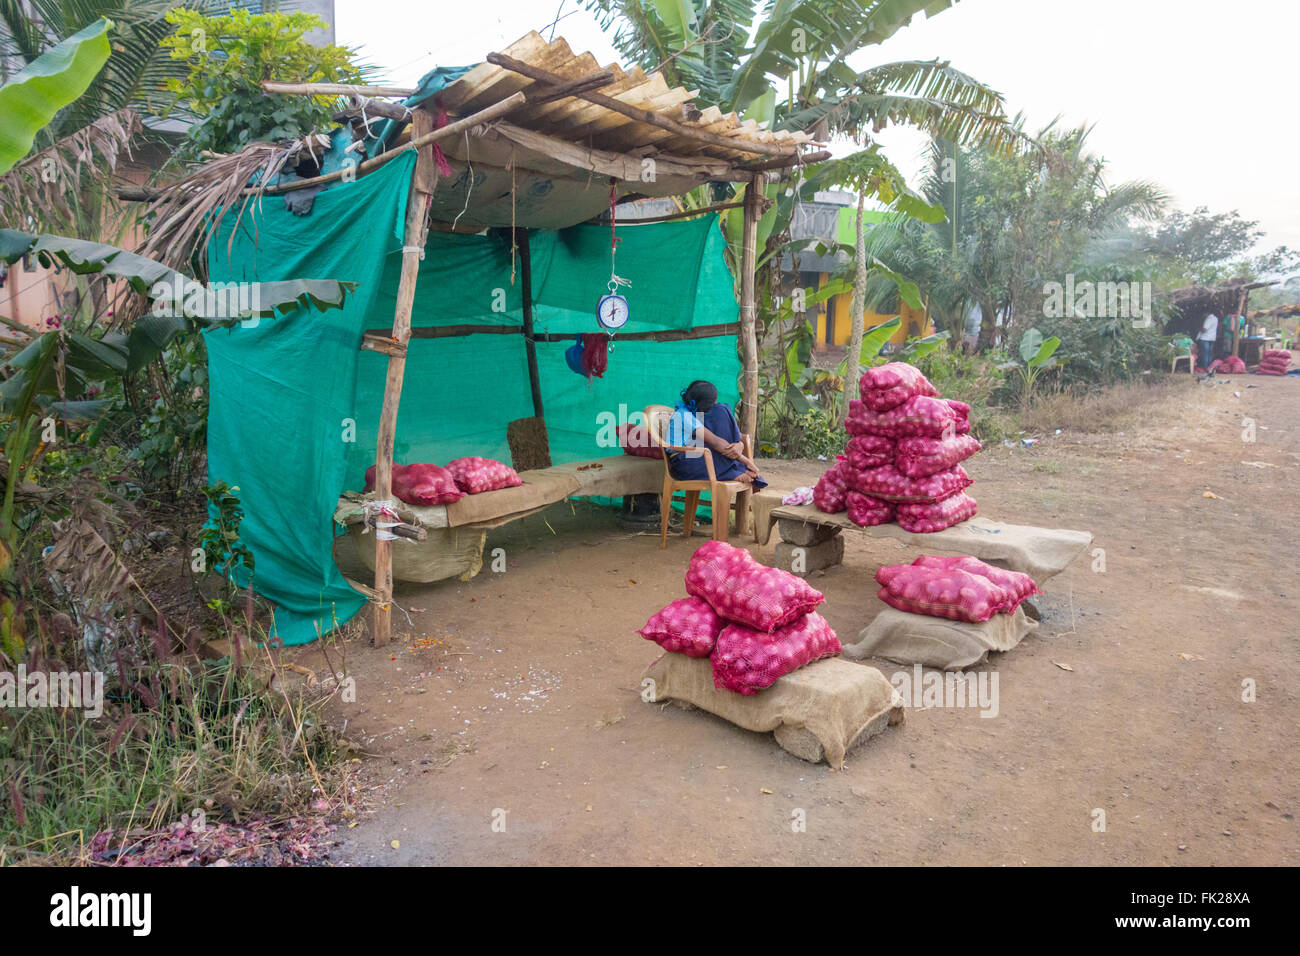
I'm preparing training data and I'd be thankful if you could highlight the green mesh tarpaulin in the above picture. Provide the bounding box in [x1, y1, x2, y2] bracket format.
[206, 157, 740, 645]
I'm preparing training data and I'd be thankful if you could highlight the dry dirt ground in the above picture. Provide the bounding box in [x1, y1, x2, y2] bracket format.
[293, 371, 1299, 866]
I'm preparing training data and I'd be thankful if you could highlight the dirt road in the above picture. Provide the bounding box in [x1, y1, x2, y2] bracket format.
[301, 372, 1299, 865]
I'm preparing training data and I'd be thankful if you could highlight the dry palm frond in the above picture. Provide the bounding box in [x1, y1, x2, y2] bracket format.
[134, 142, 298, 274]
[105, 142, 297, 332]
[0, 110, 141, 235]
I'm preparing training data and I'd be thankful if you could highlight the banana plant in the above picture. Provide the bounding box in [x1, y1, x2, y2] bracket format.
[1, 229, 359, 423]
[1000, 327, 1063, 406]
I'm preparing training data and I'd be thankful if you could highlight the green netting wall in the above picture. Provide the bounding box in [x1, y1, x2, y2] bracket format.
[205, 155, 740, 645]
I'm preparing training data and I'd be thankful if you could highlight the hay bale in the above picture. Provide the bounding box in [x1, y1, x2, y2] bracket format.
[507, 416, 551, 472]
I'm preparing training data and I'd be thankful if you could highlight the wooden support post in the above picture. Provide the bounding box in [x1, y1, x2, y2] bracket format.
[371, 121, 435, 648]
[516, 227, 544, 418]
[738, 172, 762, 441]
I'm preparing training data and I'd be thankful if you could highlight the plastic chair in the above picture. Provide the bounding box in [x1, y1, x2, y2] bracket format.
[644, 404, 753, 549]
[1170, 335, 1194, 374]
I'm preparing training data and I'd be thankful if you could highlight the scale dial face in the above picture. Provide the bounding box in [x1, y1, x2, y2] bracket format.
[597, 293, 630, 330]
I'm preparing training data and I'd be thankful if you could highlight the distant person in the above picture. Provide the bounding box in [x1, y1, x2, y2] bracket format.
[666, 380, 767, 489]
[962, 306, 981, 354]
[1196, 312, 1219, 374]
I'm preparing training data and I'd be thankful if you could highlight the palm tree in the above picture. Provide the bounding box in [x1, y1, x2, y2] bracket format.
[586, 0, 1016, 150]
[585, 1, 1023, 434]
[864, 122, 1166, 351]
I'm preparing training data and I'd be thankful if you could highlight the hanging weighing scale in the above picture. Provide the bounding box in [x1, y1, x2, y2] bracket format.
[598, 181, 631, 347]
[597, 288, 629, 331]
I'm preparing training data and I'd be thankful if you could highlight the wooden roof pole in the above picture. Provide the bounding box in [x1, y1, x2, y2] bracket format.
[738, 172, 763, 441]
[262, 81, 416, 97]
[370, 113, 436, 648]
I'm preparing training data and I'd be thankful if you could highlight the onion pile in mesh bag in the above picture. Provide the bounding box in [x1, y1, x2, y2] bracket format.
[853, 462, 972, 503]
[857, 362, 940, 411]
[807, 361, 981, 531]
[846, 434, 895, 470]
[908, 555, 1040, 612]
[895, 491, 978, 533]
[944, 399, 973, 434]
[846, 491, 894, 527]
[875, 565, 1007, 623]
[1210, 355, 1247, 374]
[445, 456, 524, 495]
[637, 596, 724, 658]
[812, 455, 857, 513]
[896, 434, 982, 479]
[636, 541, 840, 695]
[711, 612, 842, 696]
[1255, 349, 1293, 376]
[685, 540, 824, 632]
[617, 422, 664, 459]
[845, 395, 956, 439]
[875, 555, 1039, 622]
[364, 462, 464, 506]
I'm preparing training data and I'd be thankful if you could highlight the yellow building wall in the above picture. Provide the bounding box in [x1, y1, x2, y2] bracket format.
[810, 273, 933, 347]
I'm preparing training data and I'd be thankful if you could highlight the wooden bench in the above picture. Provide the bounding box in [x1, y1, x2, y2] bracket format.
[750, 491, 1093, 669]
[334, 456, 663, 584]
[752, 492, 1093, 582]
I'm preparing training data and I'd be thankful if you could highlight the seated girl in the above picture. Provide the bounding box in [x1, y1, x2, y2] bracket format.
[665, 380, 767, 489]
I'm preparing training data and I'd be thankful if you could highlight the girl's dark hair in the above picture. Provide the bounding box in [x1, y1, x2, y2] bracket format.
[682, 380, 718, 413]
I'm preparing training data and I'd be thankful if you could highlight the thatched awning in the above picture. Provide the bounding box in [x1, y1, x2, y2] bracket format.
[1158, 278, 1275, 334]
[127, 29, 827, 251]
[410, 31, 815, 228]
[437, 31, 810, 164]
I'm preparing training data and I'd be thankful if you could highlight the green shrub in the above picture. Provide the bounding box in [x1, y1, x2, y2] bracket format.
[163, 8, 365, 156]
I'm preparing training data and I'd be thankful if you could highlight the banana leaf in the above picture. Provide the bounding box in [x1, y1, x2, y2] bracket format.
[0, 230, 358, 323]
[0, 18, 113, 174]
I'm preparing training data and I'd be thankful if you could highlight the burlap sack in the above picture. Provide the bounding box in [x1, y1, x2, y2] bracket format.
[642, 653, 903, 766]
[842, 605, 1037, 670]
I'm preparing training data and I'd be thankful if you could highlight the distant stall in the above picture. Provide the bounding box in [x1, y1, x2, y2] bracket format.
[1162, 278, 1276, 363]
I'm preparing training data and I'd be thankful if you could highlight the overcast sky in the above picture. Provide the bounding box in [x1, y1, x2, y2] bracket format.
[337, 0, 1298, 252]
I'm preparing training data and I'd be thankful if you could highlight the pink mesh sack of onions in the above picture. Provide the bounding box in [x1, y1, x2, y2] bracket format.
[846, 434, 896, 470]
[845, 491, 895, 527]
[895, 433, 983, 478]
[845, 395, 957, 439]
[853, 462, 972, 503]
[711, 611, 842, 695]
[909, 555, 1040, 611]
[364, 463, 464, 506]
[617, 422, 663, 459]
[813, 456, 857, 514]
[685, 540, 824, 632]
[895, 491, 978, 532]
[445, 456, 524, 495]
[874, 564, 1009, 623]
[637, 596, 724, 658]
[944, 399, 972, 434]
[858, 362, 940, 411]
